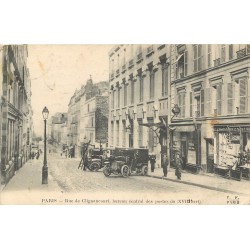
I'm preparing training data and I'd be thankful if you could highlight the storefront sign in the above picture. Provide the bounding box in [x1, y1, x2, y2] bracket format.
[214, 126, 250, 132]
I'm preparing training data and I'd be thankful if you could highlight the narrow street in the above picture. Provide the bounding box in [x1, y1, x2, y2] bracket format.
[2, 151, 250, 205]
[46, 153, 243, 204]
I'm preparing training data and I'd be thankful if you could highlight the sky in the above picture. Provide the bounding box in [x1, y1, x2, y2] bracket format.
[27, 45, 113, 136]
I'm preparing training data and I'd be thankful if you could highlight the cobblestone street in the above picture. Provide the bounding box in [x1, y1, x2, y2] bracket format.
[2, 152, 249, 204]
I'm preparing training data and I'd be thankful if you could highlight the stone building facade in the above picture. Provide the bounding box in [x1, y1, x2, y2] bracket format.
[108, 45, 170, 167]
[67, 78, 109, 157]
[0, 45, 33, 185]
[170, 44, 250, 174]
[108, 44, 250, 174]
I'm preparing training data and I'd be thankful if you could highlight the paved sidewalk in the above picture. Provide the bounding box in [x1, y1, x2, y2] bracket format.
[148, 167, 250, 196]
[1, 157, 62, 205]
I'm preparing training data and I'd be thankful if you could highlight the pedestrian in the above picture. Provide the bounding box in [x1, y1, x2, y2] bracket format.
[149, 154, 156, 172]
[36, 150, 40, 160]
[162, 153, 168, 177]
[175, 151, 183, 180]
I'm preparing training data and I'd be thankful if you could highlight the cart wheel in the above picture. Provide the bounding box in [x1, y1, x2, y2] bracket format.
[89, 162, 100, 172]
[121, 165, 129, 178]
[141, 165, 148, 176]
[103, 165, 111, 177]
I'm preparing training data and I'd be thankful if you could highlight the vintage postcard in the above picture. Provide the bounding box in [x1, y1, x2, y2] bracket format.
[1, 44, 250, 205]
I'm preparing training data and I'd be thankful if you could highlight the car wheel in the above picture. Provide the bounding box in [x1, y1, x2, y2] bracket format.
[103, 165, 111, 177]
[121, 165, 129, 178]
[89, 162, 100, 172]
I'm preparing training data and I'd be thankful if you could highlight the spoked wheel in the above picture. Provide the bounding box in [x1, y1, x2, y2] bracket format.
[103, 165, 111, 177]
[121, 165, 129, 178]
[89, 162, 100, 172]
[141, 165, 148, 176]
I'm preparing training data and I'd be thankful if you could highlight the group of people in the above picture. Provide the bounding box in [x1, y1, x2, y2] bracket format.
[149, 151, 183, 180]
[62, 146, 74, 158]
[31, 149, 42, 160]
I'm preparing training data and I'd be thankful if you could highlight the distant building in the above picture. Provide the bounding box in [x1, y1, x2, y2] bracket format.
[80, 79, 109, 149]
[49, 112, 68, 147]
[67, 78, 109, 157]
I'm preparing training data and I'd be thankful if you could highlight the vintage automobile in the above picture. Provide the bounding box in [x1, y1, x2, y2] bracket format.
[103, 147, 149, 177]
[87, 148, 114, 171]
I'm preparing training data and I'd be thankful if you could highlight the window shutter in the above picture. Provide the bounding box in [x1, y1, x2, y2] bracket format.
[190, 92, 193, 117]
[217, 85, 222, 115]
[184, 51, 188, 76]
[239, 78, 247, 113]
[200, 89, 205, 116]
[193, 45, 197, 73]
[229, 44, 233, 60]
[182, 93, 186, 118]
[247, 44, 250, 54]
[198, 45, 202, 71]
[205, 88, 211, 116]
[227, 82, 233, 114]
[164, 66, 168, 96]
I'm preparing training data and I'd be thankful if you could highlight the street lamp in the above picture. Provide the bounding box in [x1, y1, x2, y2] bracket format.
[42, 106, 49, 184]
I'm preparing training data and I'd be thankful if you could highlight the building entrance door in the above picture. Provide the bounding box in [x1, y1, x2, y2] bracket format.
[206, 139, 214, 173]
[181, 140, 187, 170]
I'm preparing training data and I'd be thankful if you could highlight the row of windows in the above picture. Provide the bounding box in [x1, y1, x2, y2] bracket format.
[110, 120, 158, 152]
[177, 77, 249, 118]
[175, 44, 250, 80]
[111, 63, 168, 109]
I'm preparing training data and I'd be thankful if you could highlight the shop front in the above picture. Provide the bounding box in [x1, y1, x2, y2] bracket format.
[214, 125, 250, 179]
[170, 124, 201, 173]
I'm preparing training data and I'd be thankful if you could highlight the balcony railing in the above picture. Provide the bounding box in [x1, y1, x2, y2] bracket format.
[116, 69, 120, 76]
[128, 59, 134, 69]
[236, 48, 246, 59]
[195, 110, 200, 118]
[146, 45, 154, 57]
[214, 58, 221, 67]
[137, 52, 143, 63]
[121, 64, 126, 72]
[176, 44, 186, 54]
[179, 72, 184, 79]
[158, 44, 165, 50]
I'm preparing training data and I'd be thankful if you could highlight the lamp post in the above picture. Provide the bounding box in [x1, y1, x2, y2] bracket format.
[170, 104, 180, 164]
[42, 106, 49, 184]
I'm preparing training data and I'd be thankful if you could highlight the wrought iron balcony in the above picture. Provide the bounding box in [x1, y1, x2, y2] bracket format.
[195, 110, 200, 118]
[176, 44, 186, 54]
[128, 59, 134, 68]
[158, 44, 165, 50]
[137, 52, 143, 63]
[214, 58, 221, 67]
[236, 48, 246, 59]
[146, 45, 154, 57]
[179, 73, 184, 79]
[121, 64, 126, 72]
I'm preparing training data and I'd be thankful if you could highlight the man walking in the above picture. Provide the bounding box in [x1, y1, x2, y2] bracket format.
[175, 151, 183, 180]
[162, 153, 168, 177]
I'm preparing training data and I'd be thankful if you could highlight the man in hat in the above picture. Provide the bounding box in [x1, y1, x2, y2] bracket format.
[175, 151, 183, 180]
[162, 153, 168, 177]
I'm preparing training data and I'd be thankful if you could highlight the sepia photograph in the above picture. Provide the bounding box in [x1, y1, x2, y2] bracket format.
[1, 44, 250, 205]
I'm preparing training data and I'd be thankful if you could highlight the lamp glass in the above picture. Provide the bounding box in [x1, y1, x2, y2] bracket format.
[42, 106, 49, 120]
